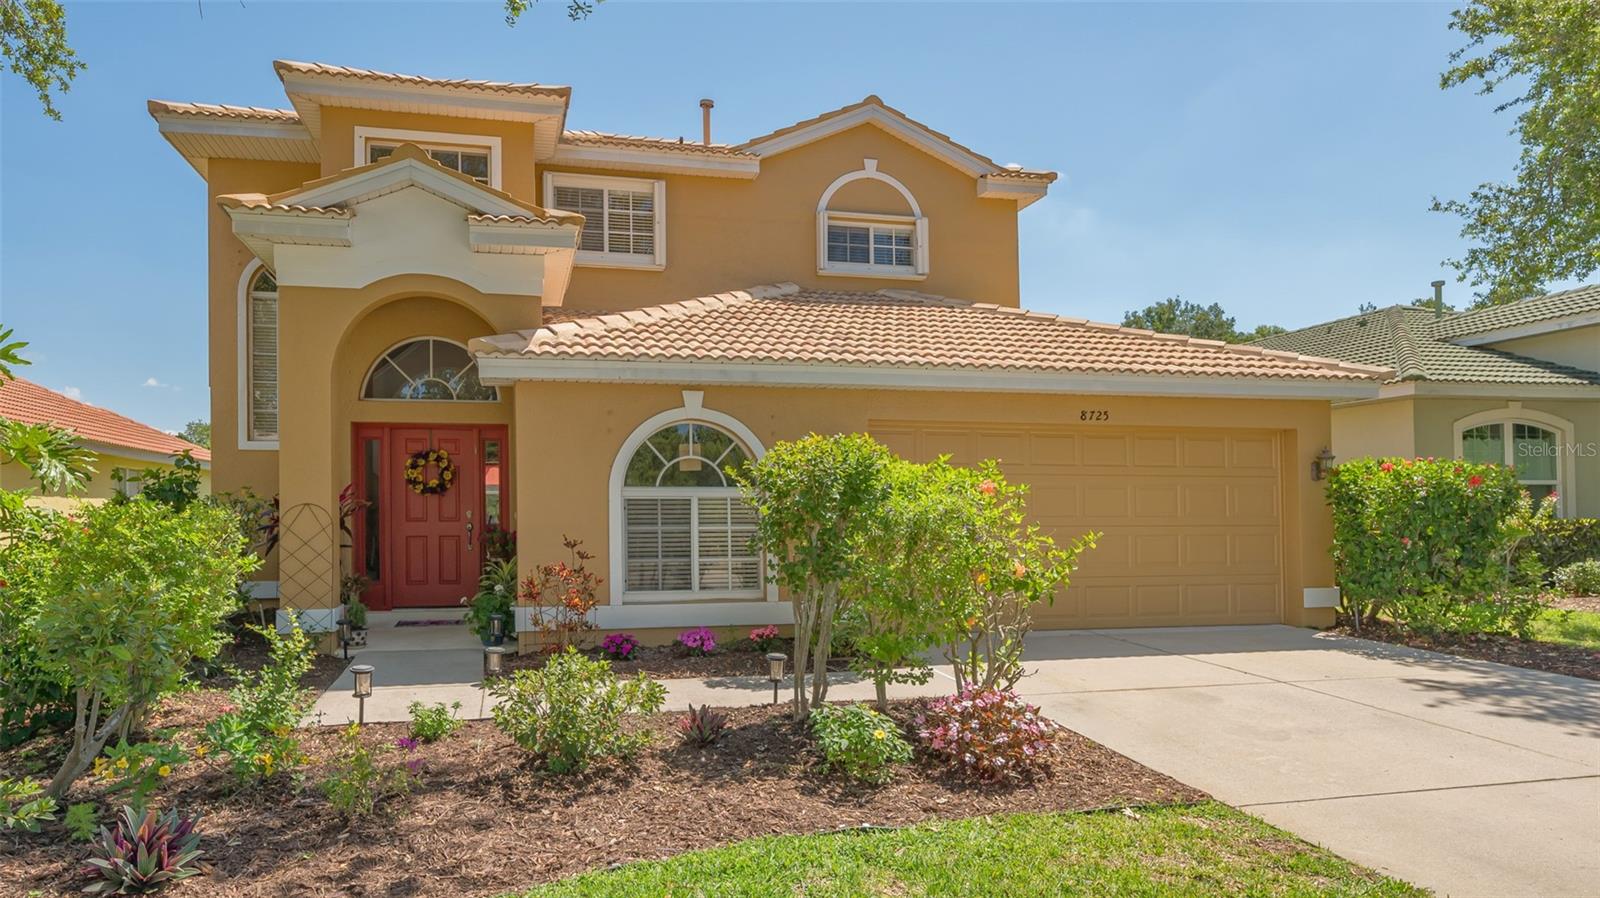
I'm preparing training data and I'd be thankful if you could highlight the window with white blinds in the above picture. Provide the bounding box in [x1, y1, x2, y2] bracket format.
[546, 173, 665, 268]
[246, 269, 279, 443]
[822, 217, 918, 275]
[620, 422, 761, 598]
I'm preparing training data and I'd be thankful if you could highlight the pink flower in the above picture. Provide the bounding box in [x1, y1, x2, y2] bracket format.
[978, 479, 998, 496]
[1468, 475, 1484, 488]
[1379, 462, 1395, 472]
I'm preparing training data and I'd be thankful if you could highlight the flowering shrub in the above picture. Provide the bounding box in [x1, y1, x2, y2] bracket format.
[1553, 559, 1600, 597]
[320, 725, 419, 820]
[82, 805, 203, 894]
[407, 701, 462, 743]
[489, 648, 665, 774]
[677, 626, 717, 656]
[202, 623, 314, 785]
[93, 740, 187, 809]
[747, 625, 781, 652]
[915, 688, 1056, 783]
[1326, 457, 1542, 634]
[808, 704, 912, 784]
[600, 632, 640, 661]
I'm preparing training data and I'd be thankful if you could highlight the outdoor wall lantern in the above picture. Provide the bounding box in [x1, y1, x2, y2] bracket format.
[1311, 447, 1336, 482]
[350, 663, 374, 726]
[483, 645, 506, 680]
[765, 652, 787, 705]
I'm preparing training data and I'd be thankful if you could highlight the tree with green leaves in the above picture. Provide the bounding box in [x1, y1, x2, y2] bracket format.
[179, 420, 210, 449]
[1432, 1, 1600, 306]
[1121, 297, 1280, 343]
[0, 325, 94, 500]
[733, 433, 893, 719]
[0, 0, 82, 120]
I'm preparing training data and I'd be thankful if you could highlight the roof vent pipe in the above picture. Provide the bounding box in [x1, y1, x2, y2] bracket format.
[1431, 280, 1446, 319]
[699, 98, 714, 146]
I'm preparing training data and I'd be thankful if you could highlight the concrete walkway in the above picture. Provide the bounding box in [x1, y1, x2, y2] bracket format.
[1010, 625, 1600, 898]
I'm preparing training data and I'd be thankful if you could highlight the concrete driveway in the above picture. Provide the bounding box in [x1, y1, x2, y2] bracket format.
[1014, 625, 1599, 898]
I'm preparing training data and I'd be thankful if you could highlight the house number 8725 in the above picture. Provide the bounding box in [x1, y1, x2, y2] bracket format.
[1079, 410, 1110, 422]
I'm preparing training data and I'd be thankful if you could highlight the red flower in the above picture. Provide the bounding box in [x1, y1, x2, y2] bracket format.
[1468, 475, 1484, 487]
[1400, 536, 1411, 547]
[978, 479, 998, 496]
[1379, 462, 1394, 473]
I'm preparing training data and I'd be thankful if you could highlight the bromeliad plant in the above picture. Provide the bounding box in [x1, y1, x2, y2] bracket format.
[82, 805, 203, 894]
[675, 704, 728, 748]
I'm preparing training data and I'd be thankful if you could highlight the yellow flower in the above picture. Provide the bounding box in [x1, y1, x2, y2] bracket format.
[115, 757, 129, 770]
[193, 745, 208, 758]
[271, 724, 290, 738]
[873, 729, 886, 741]
[157, 765, 172, 777]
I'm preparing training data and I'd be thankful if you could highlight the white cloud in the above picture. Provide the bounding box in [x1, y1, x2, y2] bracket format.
[142, 377, 169, 389]
[61, 386, 83, 401]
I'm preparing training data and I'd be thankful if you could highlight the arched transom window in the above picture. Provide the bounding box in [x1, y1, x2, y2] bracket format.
[362, 338, 498, 402]
[1460, 421, 1562, 508]
[622, 421, 761, 597]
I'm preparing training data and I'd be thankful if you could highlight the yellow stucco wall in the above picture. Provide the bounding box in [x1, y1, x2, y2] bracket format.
[512, 383, 1339, 644]
[1330, 398, 1416, 462]
[3, 450, 211, 507]
[316, 108, 541, 203]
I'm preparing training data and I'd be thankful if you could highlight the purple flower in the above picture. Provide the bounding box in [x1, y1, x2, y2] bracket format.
[395, 736, 419, 752]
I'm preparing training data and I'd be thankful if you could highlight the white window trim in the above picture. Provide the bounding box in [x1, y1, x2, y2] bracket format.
[816, 158, 929, 279]
[353, 126, 502, 189]
[236, 259, 278, 450]
[359, 336, 500, 403]
[543, 171, 667, 270]
[1452, 403, 1576, 517]
[608, 391, 774, 605]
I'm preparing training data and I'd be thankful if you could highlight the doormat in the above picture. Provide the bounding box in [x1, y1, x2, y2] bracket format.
[394, 619, 465, 628]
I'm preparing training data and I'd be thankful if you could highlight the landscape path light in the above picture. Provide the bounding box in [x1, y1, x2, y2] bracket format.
[766, 652, 787, 706]
[351, 663, 374, 726]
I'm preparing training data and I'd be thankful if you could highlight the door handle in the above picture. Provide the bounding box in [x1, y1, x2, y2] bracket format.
[466, 510, 474, 551]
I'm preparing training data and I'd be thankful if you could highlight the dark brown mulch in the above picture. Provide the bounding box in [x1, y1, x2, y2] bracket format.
[194, 626, 350, 693]
[506, 637, 853, 680]
[1328, 620, 1600, 681]
[0, 703, 1204, 898]
[1545, 593, 1600, 614]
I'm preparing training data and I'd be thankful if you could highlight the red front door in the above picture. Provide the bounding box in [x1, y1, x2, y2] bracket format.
[353, 424, 507, 609]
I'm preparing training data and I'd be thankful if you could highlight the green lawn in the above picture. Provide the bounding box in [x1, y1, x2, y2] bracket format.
[1529, 607, 1600, 650]
[519, 802, 1427, 898]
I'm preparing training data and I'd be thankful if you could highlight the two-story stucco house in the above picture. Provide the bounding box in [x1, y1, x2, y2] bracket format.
[151, 60, 1389, 647]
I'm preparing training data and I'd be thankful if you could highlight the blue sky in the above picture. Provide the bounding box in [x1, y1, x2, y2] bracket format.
[0, 1, 1546, 433]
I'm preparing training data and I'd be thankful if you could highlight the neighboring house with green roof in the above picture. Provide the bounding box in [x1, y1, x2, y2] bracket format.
[1255, 284, 1600, 518]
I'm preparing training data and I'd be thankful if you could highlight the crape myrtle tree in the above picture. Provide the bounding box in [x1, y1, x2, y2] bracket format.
[733, 433, 892, 719]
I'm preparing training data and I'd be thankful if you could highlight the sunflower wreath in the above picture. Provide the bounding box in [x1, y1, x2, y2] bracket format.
[404, 448, 456, 496]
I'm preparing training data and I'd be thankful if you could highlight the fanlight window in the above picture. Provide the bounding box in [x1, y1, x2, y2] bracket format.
[1461, 421, 1560, 505]
[622, 422, 761, 596]
[362, 339, 498, 402]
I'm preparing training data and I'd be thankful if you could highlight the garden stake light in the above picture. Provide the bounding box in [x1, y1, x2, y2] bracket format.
[766, 652, 787, 706]
[351, 664, 374, 725]
[337, 617, 350, 661]
[490, 614, 504, 645]
[483, 645, 506, 680]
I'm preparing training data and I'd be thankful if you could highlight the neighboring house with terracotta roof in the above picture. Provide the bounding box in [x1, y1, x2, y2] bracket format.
[151, 59, 1387, 642]
[1255, 284, 1600, 518]
[0, 377, 211, 507]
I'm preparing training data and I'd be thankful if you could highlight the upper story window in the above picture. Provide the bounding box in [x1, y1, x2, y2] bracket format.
[362, 338, 499, 402]
[244, 268, 279, 445]
[544, 172, 667, 270]
[354, 126, 501, 188]
[817, 159, 928, 280]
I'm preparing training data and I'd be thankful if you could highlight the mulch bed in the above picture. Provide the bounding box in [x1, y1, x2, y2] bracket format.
[1329, 619, 1600, 681]
[506, 638, 852, 680]
[1546, 594, 1600, 614]
[0, 703, 1203, 898]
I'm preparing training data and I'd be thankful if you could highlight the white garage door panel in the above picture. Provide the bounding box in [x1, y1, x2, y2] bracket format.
[871, 421, 1286, 628]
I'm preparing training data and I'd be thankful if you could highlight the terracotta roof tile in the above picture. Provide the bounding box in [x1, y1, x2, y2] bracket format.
[274, 60, 571, 101]
[560, 130, 756, 158]
[147, 100, 302, 123]
[0, 378, 210, 462]
[488, 286, 1387, 383]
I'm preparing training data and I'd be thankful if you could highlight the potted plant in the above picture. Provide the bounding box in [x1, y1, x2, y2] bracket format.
[344, 595, 369, 646]
[465, 558, 518, 646]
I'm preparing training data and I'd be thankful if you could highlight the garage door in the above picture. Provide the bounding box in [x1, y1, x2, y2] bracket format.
[871, 422, 1284, 628]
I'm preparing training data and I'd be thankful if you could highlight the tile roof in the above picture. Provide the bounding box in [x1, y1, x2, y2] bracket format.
[483, 285, 1387, 383]
[738, 95, 1058, 182]
[560, 130, 756, 158]
[0, 377, 210, 463]
[273, 60, 571, 101]
[1253, 293, 1600, 386]
[146, 100, 303, 123]
[1433, 283, 1600, 338]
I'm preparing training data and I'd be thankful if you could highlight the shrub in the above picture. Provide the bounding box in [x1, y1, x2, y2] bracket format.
[32, 498, 259, 797]
[747, 625, 781, 652]
[915, 688, 1057, 784]
[464, 558, 518, 642]
[92, 739, 186, 810]
[407, 701, 463, 743]
[0, 777, 56, 832]
[527, 537, 601, 651]
[1553, 559, 1600, 597]
[1528, 515, 1600, 573]
[64, 802, 99, 842]
[320, 725, 417, 820]
[600, 632, 639, 660]
[676, 704, 728, 748]
[808, 704, 912, 784]
[82, 805, 203, 894]
[114, 451, 203, 512]
[677, 626, 717, 656]
[1326, 457, 1536, 634]
[0, 504, 74, 748]
[203, 623, 314, 785]
[489, 648, 665, 774]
